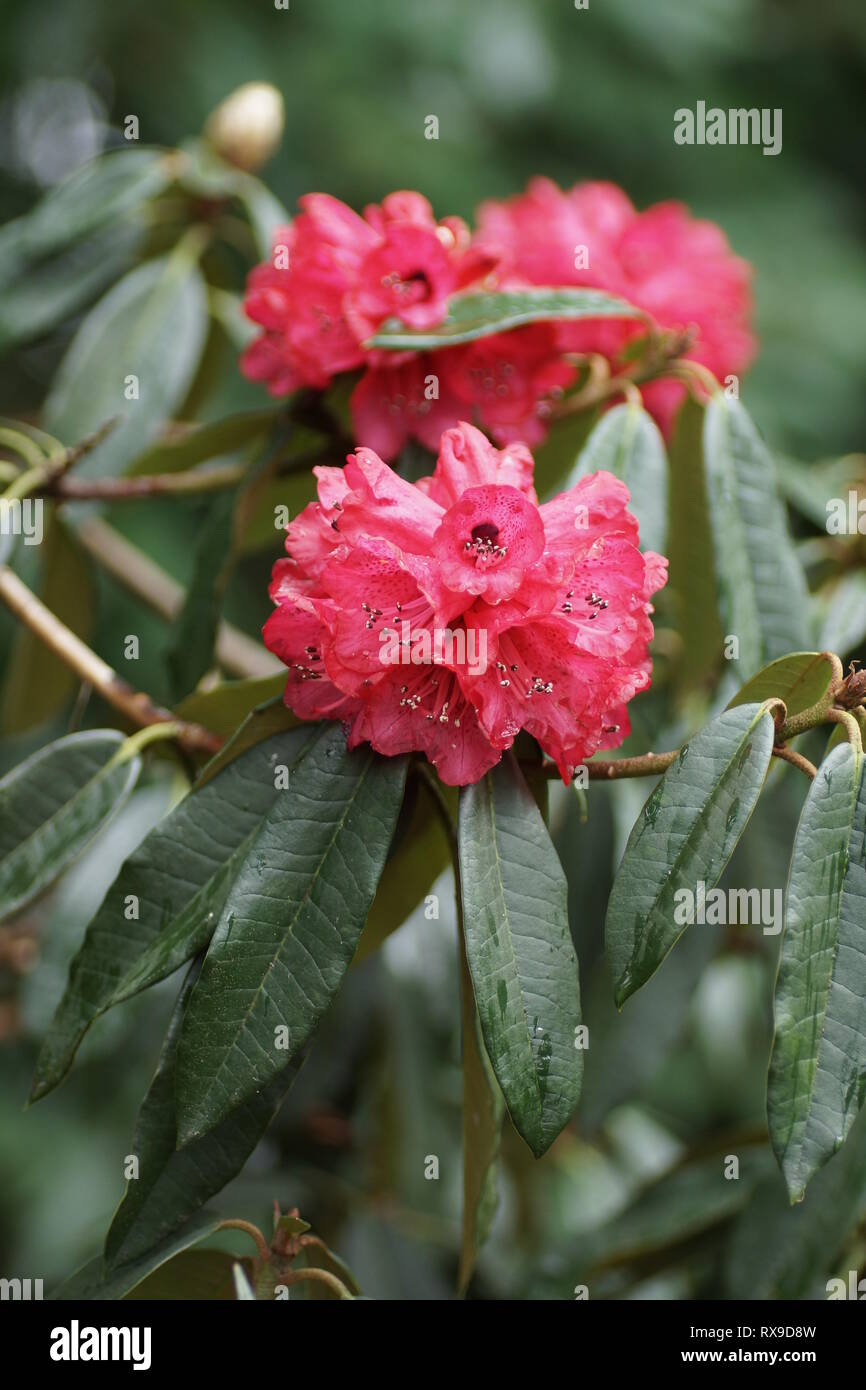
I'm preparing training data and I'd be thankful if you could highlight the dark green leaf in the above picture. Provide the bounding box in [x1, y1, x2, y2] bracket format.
[367, 288, 644, 350]
[566, 402, 668, 555]
[666, 396, 723, 690]
[703, 395, 809, 678]
[105, 961, 303, 1268]
[30, 728, 311, 1101]
[129, 407, 279, 477]
[605, 702, 775, 1006]
[768, 740, 866, 1200]
[354, 775, 450, 965]
[166, 489, 238, 700]
[192, 695, 299, 788]
[123, 1248, 237, 1300]
[175, 725, 407, 1144]
[43, 249, 208, 479]
[174, 674, 288, 737]
[457, 754, 582, 1158]
[51, 1209, 222, 1300]
[0, 731, 140, 923]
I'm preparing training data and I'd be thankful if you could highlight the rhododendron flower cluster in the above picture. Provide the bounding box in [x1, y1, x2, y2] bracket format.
[241, 179, 754, 455]
[264, 422, 666, 786]
[475, 177, 755, 436]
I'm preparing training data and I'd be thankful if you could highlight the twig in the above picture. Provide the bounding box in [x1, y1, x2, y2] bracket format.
[282, 1267, 354, 1300]
[0, 564, 222, 754]
[825, 706, 865, 751]
[772, 745, 817, 780]
[537, 750, 679, 780]
[44, 463, 245, 501]
[217, 1218, 271, 1263]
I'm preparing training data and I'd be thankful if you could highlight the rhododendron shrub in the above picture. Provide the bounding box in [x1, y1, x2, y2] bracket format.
[4, 120, 865, 1308]
[264, 422, 666, 784]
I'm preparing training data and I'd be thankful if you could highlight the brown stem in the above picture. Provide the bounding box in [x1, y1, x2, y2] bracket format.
[538, 750, 679, 780]
[825, 706, 865, 750]
[217, 1218, 271, 1263]
[0, 565, 222, 754]
[44, 463, 244, 500]
[772, 745, 817, 780]
[282, 1267, 354, 1300]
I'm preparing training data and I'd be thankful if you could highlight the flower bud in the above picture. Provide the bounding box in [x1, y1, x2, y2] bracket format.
[204, 82, 284, 172]
[836, 666, 866, 710]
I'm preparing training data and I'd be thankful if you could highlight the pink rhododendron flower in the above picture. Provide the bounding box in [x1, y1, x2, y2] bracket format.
[264, 421, 666, 786]
[241, 190, 494, 397]
[475, 177, 756, 435]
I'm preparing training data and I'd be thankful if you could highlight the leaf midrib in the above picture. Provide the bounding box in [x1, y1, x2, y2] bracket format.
[185, 744, 376, 1123]
[785, 746, 864, 1167]
[481, 776, 545, 1120]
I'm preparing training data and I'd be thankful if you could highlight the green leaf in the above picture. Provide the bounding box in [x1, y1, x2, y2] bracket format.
[192, 694, 299, 788]
[175, 724, 407, 1144]
[574, 1151, 772, 1282]
[129, 407, 280, 476]
[666, 396, 723, 691]
[276, 1214, 311, 1237]
[1, 515, 96, 733]
[703, 395, 810, 678]
[174, 673, 288, 738]
[566, 402, 668, 555]
[367, 288, 644, 350]
[725, 1108, 866, 1299]
[727, 652, 839, 721]
[816, 570, 866, 657]
[166, 489, 238, 700]
[605, 702, 775, 1006]
[0, 221, 142, 352]
[457, 932, 503, 1293]
[51, 1210, 223, 1300]
[124, 1248, 237, 1300]
[0, 149, 171, 286]
[30, 728, 311, 1101]
[768, 740, 866, 1200]
[777, 453, 864, 530]
[0, 731, 140, 923]
[105, 961, 303, 1268]
[42, 248, 208, 480]
[457, 754, 582, 1158]
[354, 774, 450, 965]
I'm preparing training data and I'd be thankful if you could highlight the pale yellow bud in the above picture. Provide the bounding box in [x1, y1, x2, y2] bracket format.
[204, 82, 285, 172]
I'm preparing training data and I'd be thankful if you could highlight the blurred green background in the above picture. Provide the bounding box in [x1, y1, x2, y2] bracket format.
[2, 0, 866, 1301]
